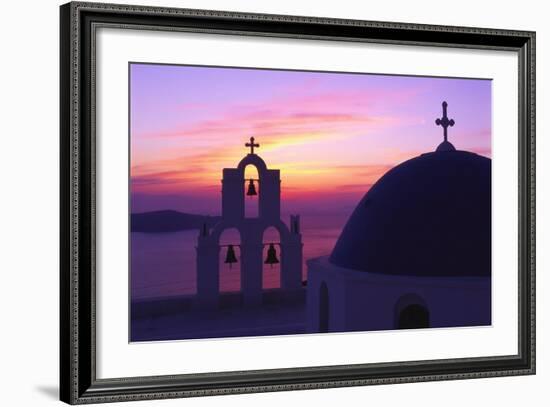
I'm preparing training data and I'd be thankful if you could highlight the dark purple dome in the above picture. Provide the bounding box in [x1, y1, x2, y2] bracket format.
[329, 150, 491, 277]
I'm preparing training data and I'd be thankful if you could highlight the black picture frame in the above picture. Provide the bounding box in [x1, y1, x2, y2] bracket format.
[60, 1, 536, 404]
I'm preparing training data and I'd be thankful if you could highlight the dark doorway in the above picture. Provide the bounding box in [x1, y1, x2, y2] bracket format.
[397, 304, 429, 329]
[319, 282, 329, 333]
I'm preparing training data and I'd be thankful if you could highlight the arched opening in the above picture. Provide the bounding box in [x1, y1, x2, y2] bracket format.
[319, 282, 329, 333]
[244, 164, 259, 218]
[262, 226, 281, 289]
[397, 304, 430, 329]
[218, 228, 241, 293]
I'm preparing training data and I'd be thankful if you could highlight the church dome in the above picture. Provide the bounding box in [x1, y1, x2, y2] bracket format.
[329, 149, 491, 277]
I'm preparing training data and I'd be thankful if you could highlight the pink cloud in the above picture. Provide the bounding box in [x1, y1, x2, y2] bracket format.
[134, 87, 414, 142]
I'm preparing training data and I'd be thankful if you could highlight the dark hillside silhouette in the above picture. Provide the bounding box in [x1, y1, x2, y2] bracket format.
[131, 210, 221, 233]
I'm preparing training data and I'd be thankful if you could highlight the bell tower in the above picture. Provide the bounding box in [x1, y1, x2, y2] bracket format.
[196, 137, 303, 309]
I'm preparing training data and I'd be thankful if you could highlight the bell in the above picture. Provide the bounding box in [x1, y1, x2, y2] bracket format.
[246, 179, 257, 196]
[264, 243, 280, 267]
[224, 245, 238, 268]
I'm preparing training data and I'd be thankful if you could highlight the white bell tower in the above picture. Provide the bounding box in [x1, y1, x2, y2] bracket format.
[196, 137, 303, 309]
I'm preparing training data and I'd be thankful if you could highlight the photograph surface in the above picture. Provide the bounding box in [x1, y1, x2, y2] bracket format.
[129, 63, 492, 342]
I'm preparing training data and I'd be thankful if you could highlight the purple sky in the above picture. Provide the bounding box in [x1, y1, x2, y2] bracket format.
[130, 63, 491, 215]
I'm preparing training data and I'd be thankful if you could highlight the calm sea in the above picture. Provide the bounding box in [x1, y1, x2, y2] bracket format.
[130, 213, 347, 300]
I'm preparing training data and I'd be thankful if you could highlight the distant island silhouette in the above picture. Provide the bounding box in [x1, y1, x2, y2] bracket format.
[131, 210, 221, 233]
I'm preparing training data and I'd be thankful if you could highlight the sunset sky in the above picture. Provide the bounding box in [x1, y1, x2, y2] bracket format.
[130, 63, 492, 217]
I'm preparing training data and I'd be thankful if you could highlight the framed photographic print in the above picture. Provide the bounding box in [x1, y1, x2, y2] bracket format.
[60, 1, 536, 404]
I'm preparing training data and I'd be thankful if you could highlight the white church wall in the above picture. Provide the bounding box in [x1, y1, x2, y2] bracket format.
[342, 272, 491, 331]
[305, 257, 328, 332]
[422, 279, 492, 328]
[306, 256, 347, 333]
[307, 256, 492, 333]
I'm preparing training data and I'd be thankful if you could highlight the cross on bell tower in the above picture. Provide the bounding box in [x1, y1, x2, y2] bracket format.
[245, 137, 260, 155]
[435, 101, 456, 152]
